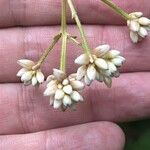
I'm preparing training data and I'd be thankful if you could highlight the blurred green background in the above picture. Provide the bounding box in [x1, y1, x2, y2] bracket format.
[120, 119, 150, 150]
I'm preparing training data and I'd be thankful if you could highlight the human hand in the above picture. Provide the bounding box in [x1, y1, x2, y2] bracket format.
[0, 0, 149, 149]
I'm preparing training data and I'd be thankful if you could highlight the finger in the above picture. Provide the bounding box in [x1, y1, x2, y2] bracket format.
[0, 122, 125, 150]
[0, 26, 149, 82]
[0, 73, 150, 134]
[0, 0, 149, 27]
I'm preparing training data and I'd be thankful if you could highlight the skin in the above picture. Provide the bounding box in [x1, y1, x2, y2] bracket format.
[0, 0, 149, 149]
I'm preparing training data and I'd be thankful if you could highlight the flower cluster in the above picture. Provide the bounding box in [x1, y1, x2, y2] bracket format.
[44, 69, 84, 110]
[127, 12, 150, 43]
[75, 44, 125, 87]
[17, 59, 44, 86]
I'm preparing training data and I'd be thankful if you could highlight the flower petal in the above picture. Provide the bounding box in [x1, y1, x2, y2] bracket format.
[63, 85, 73, 95]
[96, 71, 104, 82]
[36, 71, 44, 83]
[53, 100, 62, 109]
[95, 58, 108, 70]
[49, 96, 54, 106]
[62, 79, 69, 86]
[108, 62, 117, 73]
[106, 50, 120, 58]
[95, 44, 110, 57]
[47, 80, 57, 87]
[44, 86, 57, 96]
[46, 75, 55, 82]
[130, 12, 143, 18]
[130, 31, 139, 43]
[104, 77, 112, 88]
[111, 56, 125, 67]
[138, 27, 148, 38]
[55, 89, 65, 100]
[17, 68, 27, 77]
[32, 76, 38, 86]
[53, 69, 66, 81]
[76, 65, 87, 80]
[138, 17, 150, 26]
[75, 54, 90, 65]
[84, 75, 92, 86]
[63, 95, 72, 106]
[129, 20, 140, 32]
[21, 71, 33, 82]
[17, 59, 35, 69]
[87, 65, 96, 81]
[70, 80, 84, 91]
[71, 91, 83, 102]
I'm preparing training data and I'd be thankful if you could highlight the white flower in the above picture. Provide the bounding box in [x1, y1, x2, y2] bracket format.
[75, 44, 125, 87]
[17, 59, 44, 86]
[44, 69, 84, 110]
[127, 12, 150, 43]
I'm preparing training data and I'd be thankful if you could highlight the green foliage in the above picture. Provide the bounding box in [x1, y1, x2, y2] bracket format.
[120, 120, 150, 150]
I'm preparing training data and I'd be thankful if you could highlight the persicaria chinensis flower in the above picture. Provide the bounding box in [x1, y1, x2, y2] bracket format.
[17, 59, 44, 86]
[75, 44, 125, 87]
[44, 69, 84, 110]
[127, 12, 150, 43]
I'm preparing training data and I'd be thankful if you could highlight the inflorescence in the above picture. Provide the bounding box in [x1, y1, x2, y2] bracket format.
[17, 0, 149, 111]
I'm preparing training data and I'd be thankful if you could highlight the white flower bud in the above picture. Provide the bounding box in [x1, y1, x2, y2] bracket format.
[130, 12, 143, 18]
[130, 31, 139, 43]
[36, 71, 44, 83]
[53, 100, 62, 109]
[138, 17, 150, 26]
[76, 65, 87, 80]
[70, 80, 84, 91]
[96, 71, 104, 82]
[95, 44, 110, 57]
[107, 62, 117, 73]
[53, 69, 66, 81]
[129, 20, 140, 32]
[106, 50, 120, 58]
[44, 86, 57, 96]
[138, 27, 148, 38]
[17, 59, 35, 69]
[47, 80, 57, 87]
[111, 57, 124, 67]
[62, 79, 69, 86]
[95, 58, 108, 70]
[87, 65, 96, 81]
[63, 95, 72, 106]
[21, 71, 33, 82]
[32, 76, 38, 86]
[55, 89, 65, 100]
[84, 75, 92, 86]
[104, 77, 112, 88]
[46, 75, 55, 82]
[17, 68, 27, 77]
[63, 85, 73, 95]
[75, 54, 90, 65]
[71, 91, 82, 102]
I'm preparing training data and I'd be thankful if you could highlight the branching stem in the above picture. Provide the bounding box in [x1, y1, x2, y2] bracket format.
[32, 33, 61, 70]
[100, 0, 130, 20]
[60, 0, 68, 72]
[67, 0, 91, 55]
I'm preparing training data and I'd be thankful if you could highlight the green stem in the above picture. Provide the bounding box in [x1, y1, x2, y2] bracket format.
[32, 34, 61, 70]
[100, 0, 130, 20]
[60, 0, 67, 72]
[67, 0, 91, 55]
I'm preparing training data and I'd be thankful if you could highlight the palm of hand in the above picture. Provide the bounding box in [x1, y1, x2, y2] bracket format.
[0, 0, 149, 150]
